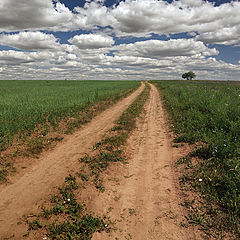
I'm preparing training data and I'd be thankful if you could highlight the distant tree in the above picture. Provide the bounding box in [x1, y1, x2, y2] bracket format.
[182, 71, 196, 80]
[188, 71, 196, 80]
[182, 73, 189, 80]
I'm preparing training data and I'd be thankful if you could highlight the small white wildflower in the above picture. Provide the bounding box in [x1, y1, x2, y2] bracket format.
[63, 201, 66, 204]
[43, 237, 47, 240]
[67, 198, 71, 202]
[199, 178, 203, 182]
[105, 224, 108, 227]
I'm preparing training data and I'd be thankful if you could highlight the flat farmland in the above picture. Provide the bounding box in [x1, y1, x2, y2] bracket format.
[1, 80, 240, 240]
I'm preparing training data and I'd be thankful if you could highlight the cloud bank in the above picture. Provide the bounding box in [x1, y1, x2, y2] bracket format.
[0, 0, 240, 80]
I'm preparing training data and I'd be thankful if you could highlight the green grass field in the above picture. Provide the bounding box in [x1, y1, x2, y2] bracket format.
[0, 80, 139, 152]
[152, 80, 240, 236]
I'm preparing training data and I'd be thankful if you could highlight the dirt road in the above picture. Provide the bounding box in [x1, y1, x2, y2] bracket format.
[0, 83, 144, 238]
[91, 83, 200, 240]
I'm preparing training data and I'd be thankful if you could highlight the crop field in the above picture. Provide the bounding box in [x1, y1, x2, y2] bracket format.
[0, 80, 139, 152]
[152, 80, 240, 235]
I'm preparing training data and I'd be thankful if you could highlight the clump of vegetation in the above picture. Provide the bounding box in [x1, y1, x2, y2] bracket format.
[152, 80, 240, 237]
[0, 162, 15, 182]
[25, 174, 108, 239]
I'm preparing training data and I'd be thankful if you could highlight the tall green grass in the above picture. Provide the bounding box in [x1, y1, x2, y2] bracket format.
[152, 80, 240, 234]
[0, 80, 139, 151]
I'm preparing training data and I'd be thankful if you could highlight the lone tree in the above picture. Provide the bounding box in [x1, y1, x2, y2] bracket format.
[182, 71, 196, 80]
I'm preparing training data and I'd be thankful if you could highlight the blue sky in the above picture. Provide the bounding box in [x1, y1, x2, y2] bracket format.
[60, 0, 234, 8]
[0, 0, 240, 80]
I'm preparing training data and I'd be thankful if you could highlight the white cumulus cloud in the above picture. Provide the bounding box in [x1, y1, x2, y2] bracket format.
[0, 0, 73, 32]
[68, 34, 114, 49]
[110, 0, 240, 38]
[196, 26, 240, 45]
[0, 31, 60, 50]
[0, 0, 240, 80]
[0, 50, 53, 65]
[114, 39, 219, 58]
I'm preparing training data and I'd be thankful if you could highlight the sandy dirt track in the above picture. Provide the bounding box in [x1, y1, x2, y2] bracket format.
[0, 83, 144, 238]
[91, 83, 201, 240]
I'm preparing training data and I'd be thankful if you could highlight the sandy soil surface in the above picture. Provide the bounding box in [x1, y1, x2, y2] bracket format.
[90, 83, 202, 240]
[0, 83, 144, 239]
